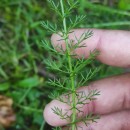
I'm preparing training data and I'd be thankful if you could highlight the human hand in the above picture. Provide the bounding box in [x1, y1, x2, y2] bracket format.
[44, 29, 130, 130]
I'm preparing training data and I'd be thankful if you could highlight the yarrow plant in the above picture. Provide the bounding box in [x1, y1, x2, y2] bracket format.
[42, 0, 100, 129]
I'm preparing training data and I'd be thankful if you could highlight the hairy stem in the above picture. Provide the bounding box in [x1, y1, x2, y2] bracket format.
[60, 0, 76, 129]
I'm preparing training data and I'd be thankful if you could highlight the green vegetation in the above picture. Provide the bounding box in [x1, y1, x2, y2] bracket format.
[0, 0, 129, 130]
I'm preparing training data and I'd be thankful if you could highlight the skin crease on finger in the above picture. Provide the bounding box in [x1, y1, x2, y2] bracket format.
[51, 29, 130, 67]
[62, 111, 130, 130]
[44, 73, 130, 127]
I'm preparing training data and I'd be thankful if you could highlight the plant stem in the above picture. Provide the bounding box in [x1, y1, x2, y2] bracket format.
[60, 0, 76, 129]
[40, 121, 45, 130]
[17, 104, 43, 113]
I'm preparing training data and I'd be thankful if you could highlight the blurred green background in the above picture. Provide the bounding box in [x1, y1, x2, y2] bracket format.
[0, 0, 130, 130]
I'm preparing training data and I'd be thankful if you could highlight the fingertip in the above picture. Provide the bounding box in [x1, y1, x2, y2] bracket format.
[43, 101, 59, 127]
[51, 33, 62, 46]
[51, 33, 56, 44]
[43, 100, 69, 127]
[50, 29, 101, 57]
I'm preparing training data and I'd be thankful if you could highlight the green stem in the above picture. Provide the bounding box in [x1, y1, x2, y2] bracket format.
[60, 0, 76, 129]
[40, 121, 45, 130]
[17, 104, 43, 113]
[18, 87, 32, 104]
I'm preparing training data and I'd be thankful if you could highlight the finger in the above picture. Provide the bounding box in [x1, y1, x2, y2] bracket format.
[44, 73, 130, 126]
[51, 29, 130, 67]
[63, 110, 130, 130]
